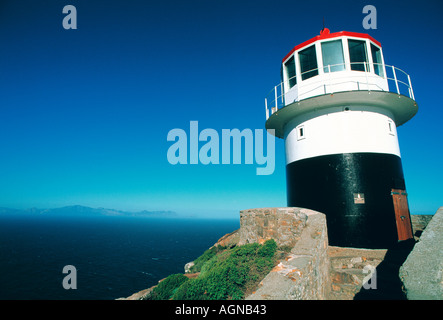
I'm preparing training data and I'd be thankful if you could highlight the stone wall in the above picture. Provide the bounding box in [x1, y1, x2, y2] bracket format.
[328, 246, 387, 299]
[245, 208, 330, 300]
[400, 207, 443, 300]
[411, 214, 434, 239]
[239, 207, 308, 247]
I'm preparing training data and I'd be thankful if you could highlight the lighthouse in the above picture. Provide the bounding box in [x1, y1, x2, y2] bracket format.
[265, 29, 418, 249]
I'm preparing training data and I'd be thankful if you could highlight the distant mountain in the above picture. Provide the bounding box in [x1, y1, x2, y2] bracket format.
[0, 205, 176, 218]
[0, 207, 22, 215]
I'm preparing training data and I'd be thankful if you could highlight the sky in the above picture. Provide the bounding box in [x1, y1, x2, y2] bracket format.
[0, 0, 442, 219]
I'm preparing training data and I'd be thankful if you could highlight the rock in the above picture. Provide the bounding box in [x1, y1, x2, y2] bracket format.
[351, 257, 362, 264]
[184, 272, 200, 279]
[212, 229, 240, 248]
[400, 207, 443, 300]
[184, 261, 195, 274]
[117, 287, 155, 300]
[410, 214, 434, 239]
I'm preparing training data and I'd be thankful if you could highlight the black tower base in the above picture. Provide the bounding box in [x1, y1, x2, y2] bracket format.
[286, 152, 406, 249]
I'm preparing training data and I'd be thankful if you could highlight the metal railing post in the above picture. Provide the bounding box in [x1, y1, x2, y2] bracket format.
[281, 83, 284, 105]
[392, 66, 400, 94]
[328, 65, 332, 94]
[364, 63, 369, 91]
[274, 85, 278, 112]
[407, 74, 415, 100]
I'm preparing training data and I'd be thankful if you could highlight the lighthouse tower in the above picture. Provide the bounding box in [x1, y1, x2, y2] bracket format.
[265, 29, 418, 249]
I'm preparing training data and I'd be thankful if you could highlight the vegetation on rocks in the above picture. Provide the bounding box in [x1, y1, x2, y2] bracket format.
[147, 239, 279, 300]
[189, 244, 227, 273]
[150, 273, 189, 300]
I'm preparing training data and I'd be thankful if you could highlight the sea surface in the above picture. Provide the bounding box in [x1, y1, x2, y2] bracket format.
[0, 214, 239, 300]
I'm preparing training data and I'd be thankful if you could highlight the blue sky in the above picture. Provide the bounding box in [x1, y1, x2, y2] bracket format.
[0, 0, 442, 218]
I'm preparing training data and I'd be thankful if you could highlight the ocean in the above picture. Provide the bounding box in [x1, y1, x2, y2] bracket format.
[0, 214, 239, 300]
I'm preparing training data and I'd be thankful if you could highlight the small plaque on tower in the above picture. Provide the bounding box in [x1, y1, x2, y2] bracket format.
[354, 193, 365, 204]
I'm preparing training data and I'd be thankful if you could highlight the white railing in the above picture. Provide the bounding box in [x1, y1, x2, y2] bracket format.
[265, 63, 415, 120]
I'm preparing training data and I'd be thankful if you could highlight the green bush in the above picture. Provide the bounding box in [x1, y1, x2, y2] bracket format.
[172, 277, 207, 300]
[171, 239, 278, 300]
[190, 245, 226, 273]
[150, 273, 189, 300]
[257, 239, 277, 257]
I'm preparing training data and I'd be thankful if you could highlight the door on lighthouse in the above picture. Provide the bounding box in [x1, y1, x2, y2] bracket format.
[391, 189, 414, 241]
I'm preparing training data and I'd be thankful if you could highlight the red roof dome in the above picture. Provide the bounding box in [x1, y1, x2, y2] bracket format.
[282, 30, 381, 63]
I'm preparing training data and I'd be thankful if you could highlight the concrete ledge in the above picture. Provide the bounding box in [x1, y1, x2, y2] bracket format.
[245, 208, 330, 300]
[400, 207, 443, 300]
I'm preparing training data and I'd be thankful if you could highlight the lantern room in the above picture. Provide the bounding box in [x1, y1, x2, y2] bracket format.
[281, 29, 387, 104]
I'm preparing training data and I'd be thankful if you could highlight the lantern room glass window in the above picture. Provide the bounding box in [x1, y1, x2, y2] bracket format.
[299, 45, 318, 80]
[284, 55, 297, 89]
[348, 39, 369, 72]
[321, 40, 345, 73]
[371, 44, 384, 77]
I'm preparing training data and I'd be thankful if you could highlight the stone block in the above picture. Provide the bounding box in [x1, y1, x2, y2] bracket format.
[400, 207, 443, 300]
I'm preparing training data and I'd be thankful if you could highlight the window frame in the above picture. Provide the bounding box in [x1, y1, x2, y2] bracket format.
[388, 120, 395, 136]
[321, 39, 346, 73]
[296, 125, 305, 140]
[298, 44, 319, 81]
[284, 55, 297, 90]
[348, 38, 369, 72]
[370, 43, 384, 77]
